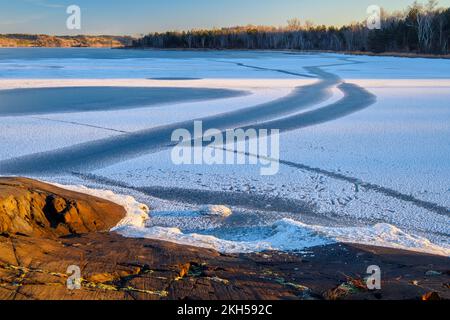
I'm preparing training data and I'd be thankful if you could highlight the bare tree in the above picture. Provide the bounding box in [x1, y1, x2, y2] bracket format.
[287, 18, 302, 31]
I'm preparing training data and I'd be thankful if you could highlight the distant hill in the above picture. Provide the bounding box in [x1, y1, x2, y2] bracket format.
[0, 34, 135, 48]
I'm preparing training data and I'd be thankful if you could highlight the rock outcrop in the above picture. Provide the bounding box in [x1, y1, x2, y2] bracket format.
[0, 177, 125, 238]
[0, 35, 134, 48]
[0, 177, 448, 300]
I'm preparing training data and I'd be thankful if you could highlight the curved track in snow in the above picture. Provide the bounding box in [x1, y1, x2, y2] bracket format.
[0, 61, 374, 175]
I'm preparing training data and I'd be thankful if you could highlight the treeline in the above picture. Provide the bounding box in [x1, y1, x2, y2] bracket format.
[131, 0, 450, 55]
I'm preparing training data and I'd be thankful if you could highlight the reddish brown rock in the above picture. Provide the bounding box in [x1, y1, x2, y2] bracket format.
[0, 177, 125, 238]
[422, 292, 442, 301]
[0, 232, 449, 300]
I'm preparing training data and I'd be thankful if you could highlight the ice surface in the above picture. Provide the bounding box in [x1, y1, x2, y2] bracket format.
[1, 49, 449, 256]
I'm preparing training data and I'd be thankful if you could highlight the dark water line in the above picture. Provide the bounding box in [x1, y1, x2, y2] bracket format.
[222, 147, 450, 218]
[71, 172, 315, 215]
[31, 116, 131, 134]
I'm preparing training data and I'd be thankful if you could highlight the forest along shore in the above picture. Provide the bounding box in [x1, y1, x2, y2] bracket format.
[0, 177, 448, 300]
[129, 3, 450, 56]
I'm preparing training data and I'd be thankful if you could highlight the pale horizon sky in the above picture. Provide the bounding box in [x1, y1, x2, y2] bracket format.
[1, 0, 449, 36]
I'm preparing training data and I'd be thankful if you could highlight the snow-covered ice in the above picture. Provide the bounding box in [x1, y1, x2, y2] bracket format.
[1, 48, 449, 256]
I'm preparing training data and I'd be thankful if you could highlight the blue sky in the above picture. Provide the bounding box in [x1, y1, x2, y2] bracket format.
[1, 0, 449, 35]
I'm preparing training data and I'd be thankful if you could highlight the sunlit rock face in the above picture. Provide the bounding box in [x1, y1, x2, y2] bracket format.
[0, 177, 125, 238]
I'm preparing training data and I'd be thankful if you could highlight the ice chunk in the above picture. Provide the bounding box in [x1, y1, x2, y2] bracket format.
[198, 205, 233, 217]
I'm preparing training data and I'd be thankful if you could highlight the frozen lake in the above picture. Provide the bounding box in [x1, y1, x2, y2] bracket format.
[0, 48, 449, 255]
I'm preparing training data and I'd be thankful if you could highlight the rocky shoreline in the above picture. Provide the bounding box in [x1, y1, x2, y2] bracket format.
[0, 35, 133, 48]
[0, 177, 448, 300]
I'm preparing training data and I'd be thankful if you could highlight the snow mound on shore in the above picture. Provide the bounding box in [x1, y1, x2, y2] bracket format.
[282, 219, 450, 257]
[114, 218, 449, 256]
[115, 219, 332, 253]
